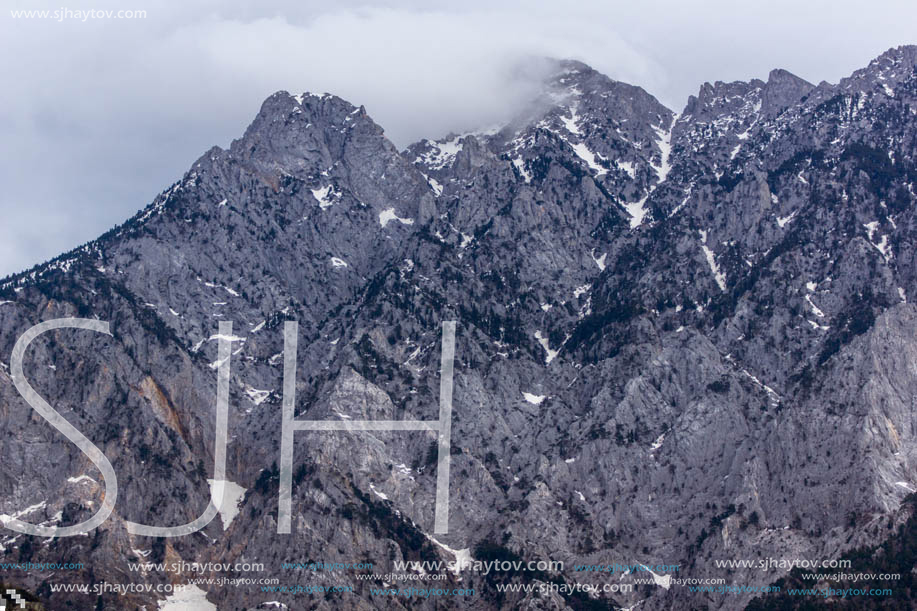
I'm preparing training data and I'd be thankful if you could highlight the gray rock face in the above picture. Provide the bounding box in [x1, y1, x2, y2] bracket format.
[1, 45, 916, 610]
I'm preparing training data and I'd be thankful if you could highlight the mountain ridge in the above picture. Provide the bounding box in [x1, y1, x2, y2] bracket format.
[0, 44, 916, 610]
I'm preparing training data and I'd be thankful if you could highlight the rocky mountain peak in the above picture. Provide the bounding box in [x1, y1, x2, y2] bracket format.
[867, 44, 917, 74]
[682, 67, 814, 128]
[538, 58, 673, 133]
[406, 57, 675, 233]
[215, 90, 387, 183]
[838, 44, 917, 94]
[762, 68, 814, 115]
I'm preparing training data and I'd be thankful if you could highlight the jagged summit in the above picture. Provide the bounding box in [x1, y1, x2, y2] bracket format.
[403, 57, 675, 230]
[2, 47, 912, 293]
[683, 66, 814, 125]
[209, 91, 385, 179]
[762, 68, 815, 114]
[838, 44, 917, 94]
[865, 43, 917, 73]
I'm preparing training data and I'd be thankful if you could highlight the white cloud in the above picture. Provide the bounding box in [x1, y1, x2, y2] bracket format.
[0, 0, 915, 277]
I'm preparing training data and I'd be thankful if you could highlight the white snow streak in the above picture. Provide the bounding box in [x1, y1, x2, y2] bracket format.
[379, 208, 415, 228]
[534, 330, 559, 364]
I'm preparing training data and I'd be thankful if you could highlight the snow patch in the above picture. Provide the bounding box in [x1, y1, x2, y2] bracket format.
[417, 137, 463, 170]
[512, 157, 532, 183]
[863, 222, 891, 260]
[209, 333, 245, 343]
[560, 106, 583, 135]
[699, 234, 726, 291]
[427, 176, 443, 196]
[310, 185, 338, 210]
[570, 142, 607, 176]
[805, 294, 825, 318]
[742, 370, 781, 404]
[0, 501, 47, 525]
[651, 113, 678, 183]
[616, 159, 635, 179]
[369, 483, 389, 501]
[534, 330, 559, 364]
[158, 584, 216, 610]
[522, 392, 546, 405]
[330, 257, 348, 268]
[623, 197, 649, 229]
[777, 210, 798, 227]
[67, 475, 96, 485]
[426, 535, 473, 576]
[379, 208, 415, 229]
[573, 284, 591, 299]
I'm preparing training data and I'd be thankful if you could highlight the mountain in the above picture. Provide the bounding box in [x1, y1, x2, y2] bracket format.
[1, 45, 916, 610]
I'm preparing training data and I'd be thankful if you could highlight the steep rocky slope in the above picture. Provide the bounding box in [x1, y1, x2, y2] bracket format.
[1, 46, 916, 610]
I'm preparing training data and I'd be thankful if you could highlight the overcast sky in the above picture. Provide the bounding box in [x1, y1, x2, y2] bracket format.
[1, 0, 915, 278]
